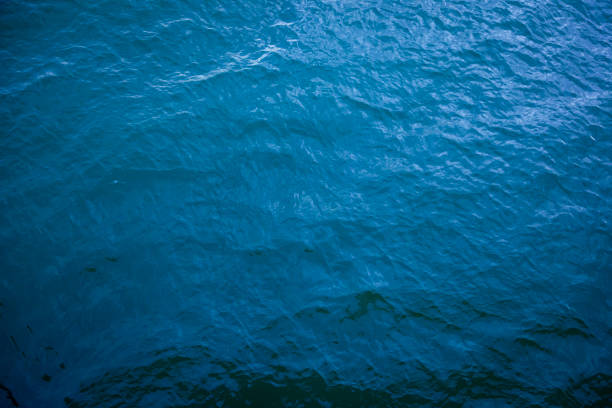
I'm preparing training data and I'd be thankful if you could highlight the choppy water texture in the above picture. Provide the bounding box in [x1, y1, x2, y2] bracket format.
[1, 0, 612, 406]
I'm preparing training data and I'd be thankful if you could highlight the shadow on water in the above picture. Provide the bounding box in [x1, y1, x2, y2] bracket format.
[62, 345, 611, 408]
[3, 287, 611, 407]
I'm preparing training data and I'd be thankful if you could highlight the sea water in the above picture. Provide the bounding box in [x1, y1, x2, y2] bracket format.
[1, 0, 611, 406]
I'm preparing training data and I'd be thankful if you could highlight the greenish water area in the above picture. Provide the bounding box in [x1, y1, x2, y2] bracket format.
[1, 0, 611, 406]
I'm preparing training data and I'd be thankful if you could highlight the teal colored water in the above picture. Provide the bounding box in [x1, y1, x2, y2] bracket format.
[1, 0, 611, 406]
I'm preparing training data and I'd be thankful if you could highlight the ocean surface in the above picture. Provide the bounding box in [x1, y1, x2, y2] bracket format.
[1, 0, 611, 406]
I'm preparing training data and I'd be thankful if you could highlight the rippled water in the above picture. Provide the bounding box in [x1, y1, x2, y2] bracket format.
[1, 0, 611, 406]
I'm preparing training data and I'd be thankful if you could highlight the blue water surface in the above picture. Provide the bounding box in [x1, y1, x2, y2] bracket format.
[1, 0, 611, 406]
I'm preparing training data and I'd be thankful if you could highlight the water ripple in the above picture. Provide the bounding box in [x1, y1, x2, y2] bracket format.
[1, 0, 611, 406]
